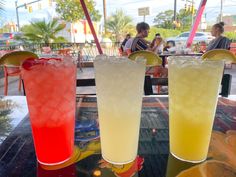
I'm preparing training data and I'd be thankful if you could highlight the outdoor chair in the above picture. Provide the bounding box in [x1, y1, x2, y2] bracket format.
[144, 76, 168, 95]
[128, 50, 167, 93]
[144, 74, 232, 97]
[58, 48, 72, 56]
[118, 48, 132, 56]
[0, 51, 38, 95]
[42, 46, 52, 54]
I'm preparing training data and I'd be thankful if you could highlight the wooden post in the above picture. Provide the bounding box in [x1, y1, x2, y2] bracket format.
[103, 0, 107, 33]
[79, 0, 103, 54]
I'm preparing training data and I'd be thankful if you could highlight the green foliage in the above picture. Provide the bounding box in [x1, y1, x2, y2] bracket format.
[55, 0, 101, 22]
[177, 9, 195, 31]
[153, 10, 174, 29]
[153, 8, 196, 31]
[105, 10, 134, 42]
[225, 32, 236, 42]
[53, 36, 67, 43]
[146, 27, 181, 41]
[20, 19, 67, 45]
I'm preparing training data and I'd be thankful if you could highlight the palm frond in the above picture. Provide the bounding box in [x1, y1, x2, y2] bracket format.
[21, 19, 66, 44]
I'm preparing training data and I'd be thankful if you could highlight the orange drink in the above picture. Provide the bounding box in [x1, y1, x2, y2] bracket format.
[94, 56, 146, 164]
[168, 57, 224, 162]
[22, 57, 76, 165]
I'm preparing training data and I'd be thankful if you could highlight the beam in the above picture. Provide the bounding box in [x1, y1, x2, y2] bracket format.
[186, 0, 207, 48]
[174, 0, 177, 29]
[79, 0, 103, 54]
[103, 0, 107, 33]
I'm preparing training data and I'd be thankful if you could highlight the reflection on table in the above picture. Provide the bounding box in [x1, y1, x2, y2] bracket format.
[0, 96, 235, 177]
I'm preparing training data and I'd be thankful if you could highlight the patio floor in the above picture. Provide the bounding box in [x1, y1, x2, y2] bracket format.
[0, 66, 235, 96]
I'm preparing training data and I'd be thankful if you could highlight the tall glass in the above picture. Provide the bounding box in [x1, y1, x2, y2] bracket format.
[168, 57, 224, 162]
[165, 153, 196, 177]
[94, 56, 146, 164]
[22, 57, 77, 165]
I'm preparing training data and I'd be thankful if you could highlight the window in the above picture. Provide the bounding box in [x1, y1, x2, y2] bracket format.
[179, 33, 189, 37]
[195, 33, 204, 37]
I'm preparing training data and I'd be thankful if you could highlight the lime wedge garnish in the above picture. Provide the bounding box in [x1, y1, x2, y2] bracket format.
[0, 51, 38, 66]
[202, 49, 236, 63]
[128, 51, 162, 66]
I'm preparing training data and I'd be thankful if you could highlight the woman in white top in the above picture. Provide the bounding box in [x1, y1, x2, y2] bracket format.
[151, 33, 164, 54]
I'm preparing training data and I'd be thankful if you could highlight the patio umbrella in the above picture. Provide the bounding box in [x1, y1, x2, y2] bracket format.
[186, 0, 208, 48]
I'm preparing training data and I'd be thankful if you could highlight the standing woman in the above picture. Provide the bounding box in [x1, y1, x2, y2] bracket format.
[206, 22, 231, 51]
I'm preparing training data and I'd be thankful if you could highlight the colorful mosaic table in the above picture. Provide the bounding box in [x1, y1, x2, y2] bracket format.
[0, 96, 235, 177]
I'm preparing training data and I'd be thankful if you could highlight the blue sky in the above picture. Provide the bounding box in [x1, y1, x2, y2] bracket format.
[2, 0, 236, 27]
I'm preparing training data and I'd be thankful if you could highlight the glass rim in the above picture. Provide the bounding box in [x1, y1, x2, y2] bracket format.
[168, 56, 224, 64]
[94, 54, 146, 65]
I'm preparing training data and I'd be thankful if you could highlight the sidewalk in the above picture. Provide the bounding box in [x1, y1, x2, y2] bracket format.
[0, 66, 235, 96]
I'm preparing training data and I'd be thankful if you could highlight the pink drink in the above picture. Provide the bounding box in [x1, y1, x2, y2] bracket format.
[22, 58, 76, 165]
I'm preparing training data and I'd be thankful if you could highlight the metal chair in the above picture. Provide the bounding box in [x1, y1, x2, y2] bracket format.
[128, 50, 167, 93]
[42, 46, 52, 54]
[0, 51, 38, 95]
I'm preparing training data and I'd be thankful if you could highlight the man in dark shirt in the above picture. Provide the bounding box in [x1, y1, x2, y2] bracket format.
[131, 22, 158, 53]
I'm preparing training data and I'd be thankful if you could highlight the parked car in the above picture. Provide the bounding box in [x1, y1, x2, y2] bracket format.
[0, 32, 24, 47]
[166, 31, 215, 46]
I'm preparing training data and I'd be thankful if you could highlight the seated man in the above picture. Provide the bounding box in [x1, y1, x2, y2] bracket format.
[131, 22, 159, 53]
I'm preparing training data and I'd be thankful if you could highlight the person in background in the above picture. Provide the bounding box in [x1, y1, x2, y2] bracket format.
[163, 41, 175, 52]
[120, 34, 131, 52]
[150, 33, 164, 54]
[151, 33, 161, 45]
[130, 22, 158, 53]
[206, 22, 231, 51]
[124, 37, 134, 54]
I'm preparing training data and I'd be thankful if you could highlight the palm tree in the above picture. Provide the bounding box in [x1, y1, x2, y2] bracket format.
[20, 19, 67, 46]
[106, 10, 133, 42]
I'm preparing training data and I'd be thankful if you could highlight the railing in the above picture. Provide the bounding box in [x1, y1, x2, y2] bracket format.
[0, 42, 121, 61]
[1, 42, 235, 62]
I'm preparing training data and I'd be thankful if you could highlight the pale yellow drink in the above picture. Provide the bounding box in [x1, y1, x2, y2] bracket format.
[94, 56, 146, 164]
[168, 57, 224, 162]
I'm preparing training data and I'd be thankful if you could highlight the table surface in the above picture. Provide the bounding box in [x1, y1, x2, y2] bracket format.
[0, 96, 236, 177]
